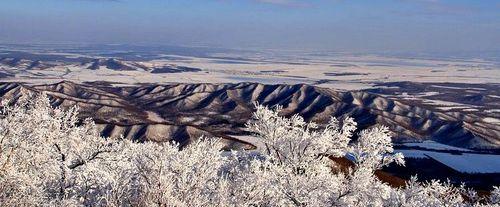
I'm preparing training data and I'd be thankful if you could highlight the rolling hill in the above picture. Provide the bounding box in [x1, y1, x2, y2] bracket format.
[0, 81, 498, 149]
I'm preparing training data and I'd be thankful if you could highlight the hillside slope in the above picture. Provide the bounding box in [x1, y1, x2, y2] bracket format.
[0, 81, 498, 149]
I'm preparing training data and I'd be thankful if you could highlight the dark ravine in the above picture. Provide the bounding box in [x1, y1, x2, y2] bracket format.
[0, 81, 499, 150]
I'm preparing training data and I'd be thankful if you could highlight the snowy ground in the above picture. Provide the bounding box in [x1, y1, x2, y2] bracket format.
[397, 149, 500, 174]
[400, 141, 472, 152]
[426, 152, 500, 174]
[231, 135, 266, 151]
[396, 141, 500, 174]
[2, 53, 499, 91]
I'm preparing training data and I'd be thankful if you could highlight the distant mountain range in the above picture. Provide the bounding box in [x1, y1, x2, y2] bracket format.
[0, 81, 498, 150]
[0, 57, 57, 70]
[0, 57, 203, 73]
[84, 58, 145, 71]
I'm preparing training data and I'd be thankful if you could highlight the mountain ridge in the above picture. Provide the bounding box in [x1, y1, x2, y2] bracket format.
[0, 81, 498, 149]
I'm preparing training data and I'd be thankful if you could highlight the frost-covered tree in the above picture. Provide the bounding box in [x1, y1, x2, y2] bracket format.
[0, 94, 499, 207]
[227, 105, 499, 207]
[0, 93, 235, 206]
[233, 105, 404, 206]
[103, 138, 232, 206]
[0, 93, 118, 205]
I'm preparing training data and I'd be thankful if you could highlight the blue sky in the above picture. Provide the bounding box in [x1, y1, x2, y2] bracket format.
[0, 0, 499, 53]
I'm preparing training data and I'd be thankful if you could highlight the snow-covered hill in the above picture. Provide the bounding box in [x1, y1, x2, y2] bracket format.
[0, 81, 498, 149]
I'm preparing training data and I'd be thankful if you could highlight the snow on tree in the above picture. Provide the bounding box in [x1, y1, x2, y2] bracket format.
[0, 92, 118, 206]
[0, 93, 498, 206]
[239, 105, 402, 206]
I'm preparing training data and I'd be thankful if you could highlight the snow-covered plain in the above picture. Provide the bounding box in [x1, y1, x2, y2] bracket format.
[426, 152, 500, 174]
[2, 53, 500, 91]
[396, 141, 500, 174]
[395, 149, 500, 173]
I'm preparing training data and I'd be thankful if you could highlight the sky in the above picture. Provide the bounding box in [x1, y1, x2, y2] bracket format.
[0, 0, 499, 53]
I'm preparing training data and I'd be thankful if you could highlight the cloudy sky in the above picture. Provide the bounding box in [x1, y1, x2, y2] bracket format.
[0, 0, 499, 53]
